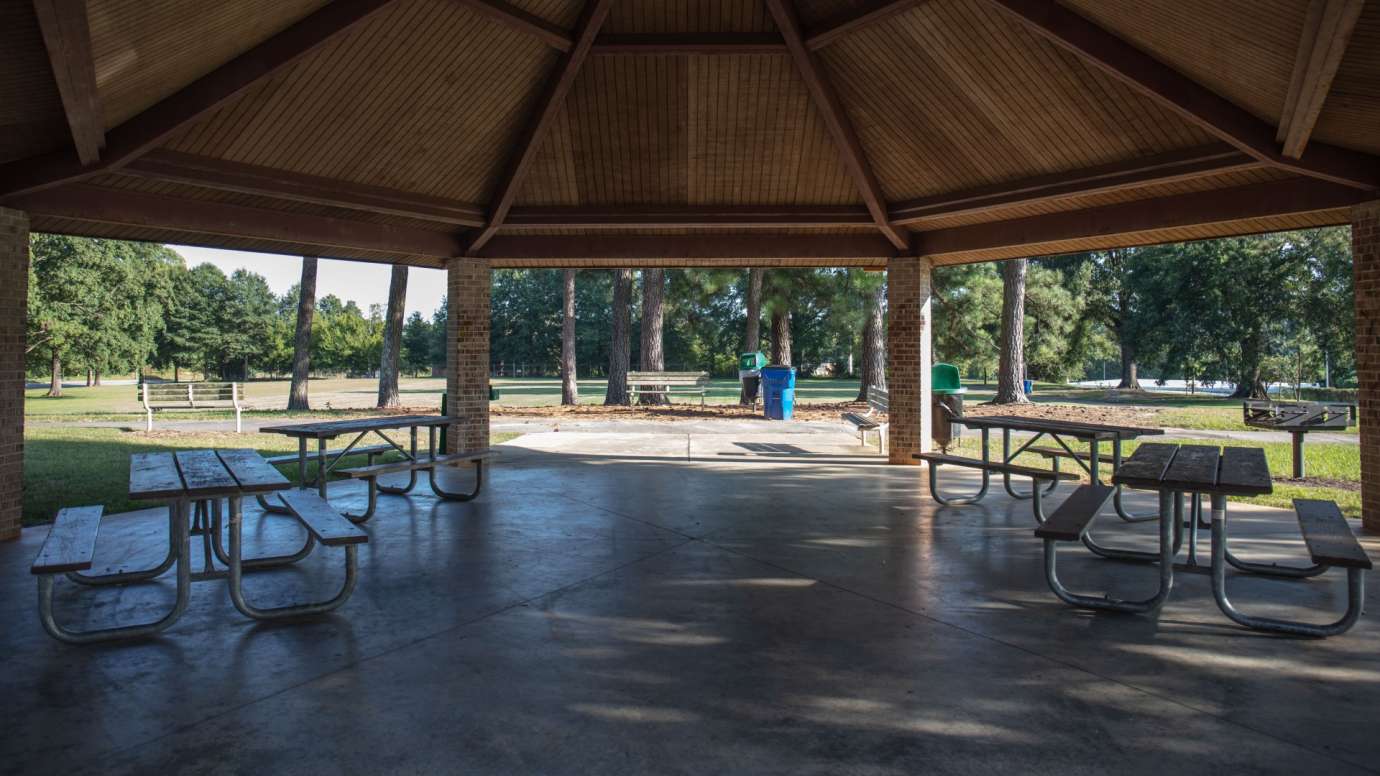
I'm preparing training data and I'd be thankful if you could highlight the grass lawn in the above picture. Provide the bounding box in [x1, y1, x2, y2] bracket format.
[21, 426, 520, 525]
[948, 436, 1361, 519]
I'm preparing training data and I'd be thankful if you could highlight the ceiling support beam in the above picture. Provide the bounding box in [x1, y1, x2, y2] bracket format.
[916, 176, 1367, 258]
[475, 234, 897, 261]
[591, 33, 787, 55]
[502, 205, 874, 229]
[10, 184, 464, 259]
[1277, 0, 1365, 159]
[450, 0, 573, 51]
[981, 0, 1380, 190]
[0, 0, 402, 198]
[764, 0, 910, 250]
[889, 145, 1259, 225]
[468, 0, 612, 255]
[804, 0, 932, 51]
[32, 0, 103, 165]
[123, 150, 486, 226]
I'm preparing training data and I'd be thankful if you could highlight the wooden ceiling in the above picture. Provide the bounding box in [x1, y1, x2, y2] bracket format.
[1, 0, 1377, 268]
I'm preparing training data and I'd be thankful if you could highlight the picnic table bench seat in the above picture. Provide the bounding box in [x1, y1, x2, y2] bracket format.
[842, 387, 888, 452]
[262, 443, 395, 468]
[336, 448, 494, 521]
[1294, 499, 1372, 570]
[31, 506, 104, 575]
[1033, 484, 1115, 542]
[626, 371, 711, 405]
[915, 453, 1079, 482]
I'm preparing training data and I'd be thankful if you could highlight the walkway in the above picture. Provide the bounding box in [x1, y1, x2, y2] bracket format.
[2, 433, 1377, 773]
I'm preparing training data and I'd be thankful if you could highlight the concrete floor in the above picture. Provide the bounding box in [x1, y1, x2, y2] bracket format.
[2, 430, 1378, 775]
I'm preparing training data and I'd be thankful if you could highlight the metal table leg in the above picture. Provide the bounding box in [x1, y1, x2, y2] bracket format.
[378, 425, 420, 495]
[225, 495, 359, 620]
[927, 427, 991, 505]
[1042, 489, 1176, 614]
[1110, 438, 1158, 523]
[1002, 428, 1058, 500]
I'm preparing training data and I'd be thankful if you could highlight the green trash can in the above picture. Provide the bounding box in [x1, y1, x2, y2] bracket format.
[931, 363, 967, 449]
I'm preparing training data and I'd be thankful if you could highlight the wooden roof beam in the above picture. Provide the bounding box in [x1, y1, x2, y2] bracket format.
[915, 176, 1367, 258]
[764, 0, 910, 251]
[804, 0, 933, 51]
[32, 0, 103, 165]
[449, 0, 573, 51]
[502, 205, 874, 229]
[591, 34, 787, 55]
[468, 0, 612, 255]
[123, 150, 486, 226]
[1277, 0, 1365, 160]
[9, 184, 463, 260]
[0, 0, 402, 199]
[981, 0, 1380, 190]
[889, 144, 1259, 225]
[475, 234, 897, 261]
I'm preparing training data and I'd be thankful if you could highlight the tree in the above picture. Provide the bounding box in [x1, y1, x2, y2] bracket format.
[856, 280, 886, 400]
[995, 258, 1029, 404]
[740, 267, 763, 404]
[932, 263, 1002, 383]
[639, 269, 666, 404]
[562, 269, 579, 404]
[605, 269, 632, 405]
[377, 264, 408, 408]
[288, 257, 317, 410]
[401, 311, 433, 376]
[315, 296, 382, 375]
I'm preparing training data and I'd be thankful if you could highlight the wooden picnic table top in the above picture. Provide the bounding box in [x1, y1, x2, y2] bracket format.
[259, 414, 456, 439]
[1112, 442, 1272, 496]
[129, 449, 291, 501]
[958, 414, 1165, 440]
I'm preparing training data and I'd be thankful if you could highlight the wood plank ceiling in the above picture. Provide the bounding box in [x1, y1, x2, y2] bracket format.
[0, 0, 1376, 268]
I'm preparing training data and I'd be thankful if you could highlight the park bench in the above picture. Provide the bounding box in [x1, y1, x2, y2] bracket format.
[626, 371, 711, 406]
[842, 386, 888, 452]
[139, 381, 243, 432]
[339, 448, 494, 521]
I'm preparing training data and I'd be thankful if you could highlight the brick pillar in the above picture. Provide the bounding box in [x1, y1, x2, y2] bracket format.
[1354, 200, 1380, 533]
[446, 258, 490, 453]
[886, 255, 932, 464]
[0, 208, 29, 541]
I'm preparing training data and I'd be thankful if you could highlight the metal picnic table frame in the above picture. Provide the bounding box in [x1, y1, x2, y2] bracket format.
[38, 449, 358, 644]
[257, 415, 459, 512]
[929, 414, 1165, 525]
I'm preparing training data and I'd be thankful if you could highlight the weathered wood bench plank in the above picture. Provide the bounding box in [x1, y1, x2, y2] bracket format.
[1111, 443, 1179, 490]
[341, 449, 494, 479]
[175, 450, 240, 497]
[1159, 444, 1221, 492]
[1034, 483, 1114, 541]
[916, 453, 1078, 481]
[279, 491, 370, 546]
[31, 506, 104, 574]
[1294, 499, 1372, 569]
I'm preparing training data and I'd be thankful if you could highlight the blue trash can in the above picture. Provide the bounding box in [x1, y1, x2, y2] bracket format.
[1022, 379, 1034, 395]
[760, 366, 797, 420]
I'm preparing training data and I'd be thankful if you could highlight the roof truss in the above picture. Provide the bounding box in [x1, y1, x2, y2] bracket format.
[31, 0, 103, 165]
[1277, 0, 1365, 159]
[982, 0, 1380, 190]
[804, 0, 932, 50]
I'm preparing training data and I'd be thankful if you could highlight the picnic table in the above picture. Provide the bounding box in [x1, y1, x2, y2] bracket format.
[259, 414, 491, 521]
[32, 449, 366, 643]
[917, 414, 1164, 523]
[1035, 442, 1369, 637]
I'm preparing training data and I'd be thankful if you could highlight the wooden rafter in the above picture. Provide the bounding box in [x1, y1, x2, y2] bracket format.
[10, 184, 464, 259]
[0, 0, 401, 198]
[467, 0, 612, 255]
[804, 0, 932, 51]
[502, 205, 874, 229]
[123, 151, 486, 226]
[450, 0, 573, 51]
[591, 33, 787, 55]
[889, 145, 1259, 225]
[32, 0, 103, 165]
[764, 0, 910, 251]
[916, 177, 1366, 258]
[982, 0, 1380, 190]
[475, 234, 896, 261]
[1277, 0, 1365, 159]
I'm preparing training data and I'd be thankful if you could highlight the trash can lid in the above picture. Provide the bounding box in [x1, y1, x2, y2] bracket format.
[932, 362, 965, 394]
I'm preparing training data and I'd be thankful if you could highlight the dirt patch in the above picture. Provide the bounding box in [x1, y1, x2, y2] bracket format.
[961, 401, 1162, 428]
[1275, 477, 1361, 492]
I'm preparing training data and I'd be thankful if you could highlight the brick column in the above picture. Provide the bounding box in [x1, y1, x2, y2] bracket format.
[446, 258, 490, 453]
[1354, 200, 1380, 533]
[0, 208, 29, 541]
[886, 255, 932, 464]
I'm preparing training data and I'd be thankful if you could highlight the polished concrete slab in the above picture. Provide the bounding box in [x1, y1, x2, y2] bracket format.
[2, 433, 1378, 775]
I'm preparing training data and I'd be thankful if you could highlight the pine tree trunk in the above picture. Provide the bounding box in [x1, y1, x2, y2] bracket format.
[288, 257, 317, 411]
[994, 258, 1029, 404]
[856, 284, 886, 400]
[605, 269, 632, 405]
[739, 268, 763, 404]
[376, 264, 408, 409]
[770, 308, 792, 366]
[1117, 344, 1141, 390]
[48, 350, 62, 398]
[639, 269, 666, 404]
[173, 364, 179, 382]
[562, 269, 579, 405]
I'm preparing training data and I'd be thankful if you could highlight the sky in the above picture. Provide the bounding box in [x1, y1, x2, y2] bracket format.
[168, 245, 448, 319]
